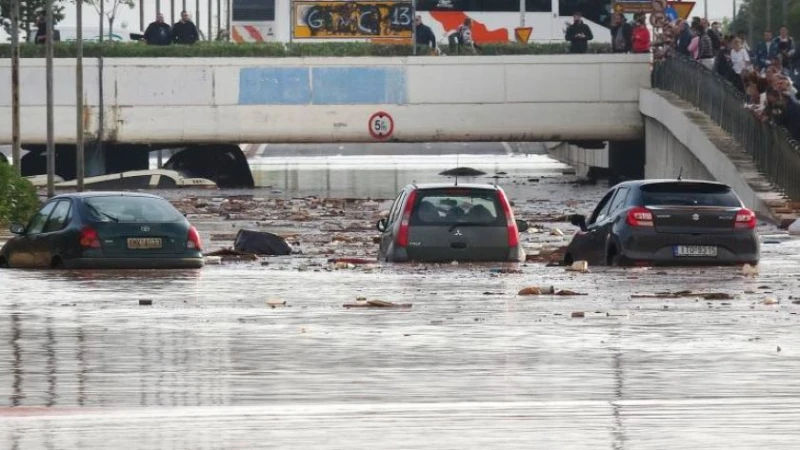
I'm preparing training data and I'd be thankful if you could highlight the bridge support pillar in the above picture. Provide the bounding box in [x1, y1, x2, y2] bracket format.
[608, 139, 645, 182]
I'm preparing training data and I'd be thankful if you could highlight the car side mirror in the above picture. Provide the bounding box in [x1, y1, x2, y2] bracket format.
[515, 219, 529, 233]
[569, 214, 588, 232]
[9, 223, 25, 235]
[376, 218, 387, 232]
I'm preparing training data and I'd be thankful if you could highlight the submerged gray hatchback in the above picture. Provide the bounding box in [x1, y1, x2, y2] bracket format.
[376, 183, 528, 263]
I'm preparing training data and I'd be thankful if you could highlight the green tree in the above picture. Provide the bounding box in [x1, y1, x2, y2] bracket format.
[0, 163, 40, 227]
[0, 1, 66, 42]
[731, 0, 800, 43]
[80, 0, 135, 41]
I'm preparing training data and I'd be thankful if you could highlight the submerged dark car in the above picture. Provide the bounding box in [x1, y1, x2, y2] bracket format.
[564, 180, 760, 266]
[376, 183, 528, 262]
[0, 192, 204, 269]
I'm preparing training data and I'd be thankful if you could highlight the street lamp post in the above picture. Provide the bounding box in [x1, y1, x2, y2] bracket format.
[10, 0, 21, 174]
[46, 0, 55, 198]
[77, 0, 85, 192]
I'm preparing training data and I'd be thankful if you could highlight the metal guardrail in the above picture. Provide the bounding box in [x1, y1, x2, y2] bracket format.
[652, 56, 800, 202]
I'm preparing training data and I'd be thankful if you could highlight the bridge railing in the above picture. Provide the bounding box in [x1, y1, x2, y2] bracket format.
[652, 55, 800, 202]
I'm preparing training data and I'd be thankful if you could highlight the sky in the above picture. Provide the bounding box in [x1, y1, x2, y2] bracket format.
[55, 1, 736, 30]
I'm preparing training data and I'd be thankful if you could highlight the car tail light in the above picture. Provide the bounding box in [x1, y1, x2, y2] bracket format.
[497, 190, 519, 248]
[187, 226, 203, 250]
[626, 207, 654, 227]
[79, 226, 101, 248]
[395, 190, 417, 248]
[735, 208, 757, 229]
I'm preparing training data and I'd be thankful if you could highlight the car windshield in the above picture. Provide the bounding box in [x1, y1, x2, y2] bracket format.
[641, 183, 741, 207]
[410, 188, 503, 226]
[83, 196, 184, 223]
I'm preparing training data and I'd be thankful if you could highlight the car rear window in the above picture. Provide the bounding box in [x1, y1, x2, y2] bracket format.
[409, 188, 504, 226]
[83, 196, 184, 223]
[640, 183, 741, 207]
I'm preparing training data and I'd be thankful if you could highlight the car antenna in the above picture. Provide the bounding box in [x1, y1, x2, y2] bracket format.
[677, 167, 683, 181]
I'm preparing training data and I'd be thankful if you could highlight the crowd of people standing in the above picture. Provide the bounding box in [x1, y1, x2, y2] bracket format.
[143, 11, 199, 45]
[646, 15, 800, 141]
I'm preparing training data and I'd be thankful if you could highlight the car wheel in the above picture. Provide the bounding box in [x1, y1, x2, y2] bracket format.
[607, 246, 622, 266]
[0, 257, 8, 269]
[563, 253, 574, 266]
[50, 257, 64, 270]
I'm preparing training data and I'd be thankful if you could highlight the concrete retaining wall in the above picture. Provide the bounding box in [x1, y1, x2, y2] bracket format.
[0, 54, 650, 144]
[639, 88, 776, 220]
[547, 142, 609, 178]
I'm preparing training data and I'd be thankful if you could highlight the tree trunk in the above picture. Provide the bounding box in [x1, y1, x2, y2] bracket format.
[108, 16, 114, 41]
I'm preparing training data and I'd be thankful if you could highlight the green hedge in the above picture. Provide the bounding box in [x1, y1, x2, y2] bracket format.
[0, 41, 612, 58]
[0, 163, 40, 227]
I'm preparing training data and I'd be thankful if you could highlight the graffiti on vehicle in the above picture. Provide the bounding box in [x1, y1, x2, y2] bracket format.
[293, 1, 413, 39]
[429, 11, 508, 43]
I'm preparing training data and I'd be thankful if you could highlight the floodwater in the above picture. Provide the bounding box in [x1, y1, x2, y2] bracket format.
[3, 153, 800, 449]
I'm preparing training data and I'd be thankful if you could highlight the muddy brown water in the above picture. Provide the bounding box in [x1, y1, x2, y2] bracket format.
[2, 162, 800, 449]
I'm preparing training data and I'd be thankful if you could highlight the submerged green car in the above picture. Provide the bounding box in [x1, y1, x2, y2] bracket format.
[0, 192, 204, 269]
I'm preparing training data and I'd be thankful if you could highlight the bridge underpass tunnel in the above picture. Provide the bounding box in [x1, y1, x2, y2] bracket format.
[16, 144, 254, 189]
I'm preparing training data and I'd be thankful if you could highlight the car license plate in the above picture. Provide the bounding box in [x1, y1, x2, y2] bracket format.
[127, 238, 162, 249]
[674, 245, 717, 257]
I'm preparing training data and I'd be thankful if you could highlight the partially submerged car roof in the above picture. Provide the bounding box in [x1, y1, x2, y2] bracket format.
[407, 182, 502, 191]
[52, 192, 166, 200]
[612, 179, 731, 190]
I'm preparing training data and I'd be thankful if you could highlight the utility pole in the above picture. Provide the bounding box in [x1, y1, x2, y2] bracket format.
[140, 0, 145, 32]
[217, 0, 221, 38]
[157, 0, 161, 15]
[732, 0, 736, 24]
[10, 0, 21, 175]
[171, 0, 176, 23]
[77, 0, 86, 192]
[100, 0, 105, 41]
[704, 0, 708, 19]
[767, 0, 772, 31]
[226, 0, 232, 42]
[195, 0, 200, 37]
[208, 0, 213, 41]
[46, 0, 56, 198]
[782, 0, 788, 27]
[411, 0, 416, 55]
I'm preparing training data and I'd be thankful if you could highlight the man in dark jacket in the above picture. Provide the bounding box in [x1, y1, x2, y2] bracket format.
[414, 15, 436, 54]
[172, 10, 199, 45]
[755, 30, 773, 69]
[610, 13, 632, 53]
[676, 20, 693, 56]
[565, 11, 593, 54]
[144, 13, 171, 46]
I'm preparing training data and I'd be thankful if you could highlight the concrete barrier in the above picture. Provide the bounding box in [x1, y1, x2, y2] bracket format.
[0, 54, 651, 144]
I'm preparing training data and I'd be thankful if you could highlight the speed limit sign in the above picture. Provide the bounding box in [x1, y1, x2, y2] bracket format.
[368, 111, 394, 140]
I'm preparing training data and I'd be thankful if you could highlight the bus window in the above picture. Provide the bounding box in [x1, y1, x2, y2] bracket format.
[232, 0, 275, 21]
[417, 0, 551, 12]
[559, 0, 612, 26]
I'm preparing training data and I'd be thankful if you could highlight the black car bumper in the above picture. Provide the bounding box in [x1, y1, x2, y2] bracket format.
[63, 257, 204, 269]
[619, 230, 760, 265]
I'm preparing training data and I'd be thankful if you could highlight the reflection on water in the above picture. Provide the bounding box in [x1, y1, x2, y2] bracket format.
[250, 154, 569, 198]
[1, 252, 800, 448]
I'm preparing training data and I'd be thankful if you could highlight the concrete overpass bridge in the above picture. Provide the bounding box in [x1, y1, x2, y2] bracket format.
[1, 54, 797, 224]
[0, 54, 649, 144]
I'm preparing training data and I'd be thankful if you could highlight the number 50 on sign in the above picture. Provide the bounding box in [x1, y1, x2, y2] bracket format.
[369, 111, 394, 140]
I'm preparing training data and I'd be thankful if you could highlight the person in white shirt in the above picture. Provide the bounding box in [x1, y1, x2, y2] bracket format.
[730, 38, 752, 75]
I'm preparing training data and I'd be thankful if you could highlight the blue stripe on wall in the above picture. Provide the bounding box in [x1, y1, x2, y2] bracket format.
[311, 67, 406, 105]
[238, 68, 310, 105]
[238, 67, 407, 105]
